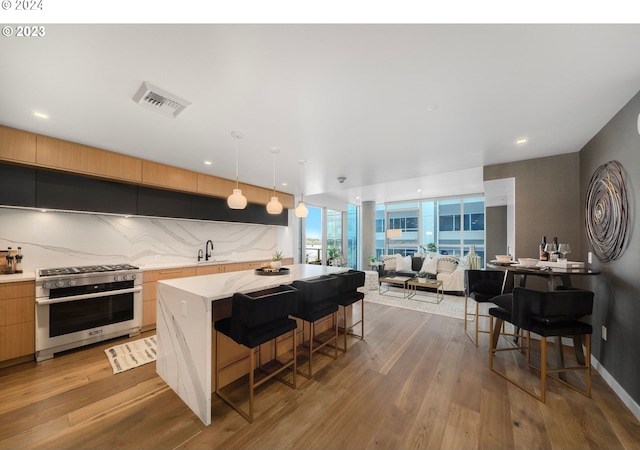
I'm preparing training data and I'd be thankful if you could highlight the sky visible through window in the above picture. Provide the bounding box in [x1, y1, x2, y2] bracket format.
[306, 206, 322, 240]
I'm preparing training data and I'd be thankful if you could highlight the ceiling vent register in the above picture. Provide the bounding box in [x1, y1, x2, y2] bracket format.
[132, 81, 191, 118]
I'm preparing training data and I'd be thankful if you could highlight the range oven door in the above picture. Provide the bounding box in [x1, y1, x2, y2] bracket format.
[35, 284, 142, 361]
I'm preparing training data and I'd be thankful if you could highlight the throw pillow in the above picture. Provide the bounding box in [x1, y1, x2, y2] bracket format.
[396, 255, 412, 271]
[420, 256, 439, 274]
[380, 254, 397, 271]
[437, 255, 460, 274]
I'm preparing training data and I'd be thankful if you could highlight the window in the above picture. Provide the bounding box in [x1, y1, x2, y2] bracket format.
[304, 205, 322, 264]
[326, 208, 343, 263]
[346, 204, 358, 270]
[439, 214, 461, 231]
[375, 196, 485, 266]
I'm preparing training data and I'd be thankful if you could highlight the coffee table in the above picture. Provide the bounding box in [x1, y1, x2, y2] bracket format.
[407, 278, 443, 303]
[378, 276, 413, 297]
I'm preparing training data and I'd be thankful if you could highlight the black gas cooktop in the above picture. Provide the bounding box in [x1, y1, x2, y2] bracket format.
[38, 264, 139, 277]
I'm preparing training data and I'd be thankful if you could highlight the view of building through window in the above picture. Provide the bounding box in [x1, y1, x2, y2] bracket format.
[303, 196, 482, 270]
[375, 196, 485, 265]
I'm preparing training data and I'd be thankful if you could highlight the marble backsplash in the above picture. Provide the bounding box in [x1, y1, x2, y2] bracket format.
[0, 207, 281, 272]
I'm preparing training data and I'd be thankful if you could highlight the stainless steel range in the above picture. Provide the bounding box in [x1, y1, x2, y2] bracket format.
[35, 264, 142, 362]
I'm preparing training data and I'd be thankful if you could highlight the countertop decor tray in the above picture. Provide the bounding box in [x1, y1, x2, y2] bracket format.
[255, 267, 290, 276]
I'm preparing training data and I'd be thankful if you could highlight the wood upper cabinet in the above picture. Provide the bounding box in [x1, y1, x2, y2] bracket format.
[197, 173, 235, 199]
[0, 281, 35, 363]
[0, 125, 37, 164]
[142, 161, 198, 192]
[36, 135, 142, 183]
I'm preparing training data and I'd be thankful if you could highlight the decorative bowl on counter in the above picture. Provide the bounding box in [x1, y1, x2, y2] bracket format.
[495, 255, 513, 263]
[517, 258, 539, 268]
[254, 267, 290, 276]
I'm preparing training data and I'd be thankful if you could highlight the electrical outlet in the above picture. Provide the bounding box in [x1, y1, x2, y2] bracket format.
[602, 325, 607, 341]
[181, 300, 187, 317]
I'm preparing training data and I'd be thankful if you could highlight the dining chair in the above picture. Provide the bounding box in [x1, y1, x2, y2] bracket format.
[489, 287, 594, 403]
[214, 285, 298, 422]
[464, 269, 507, 346]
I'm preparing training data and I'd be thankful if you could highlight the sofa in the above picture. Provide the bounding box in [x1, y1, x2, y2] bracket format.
[377, 254, 466, 294]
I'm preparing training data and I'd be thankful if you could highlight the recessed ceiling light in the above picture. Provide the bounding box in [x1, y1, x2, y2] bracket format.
[516, 138, 528, 145]
[204, 160, 212, 165]
[417, 189, 422, 193]
[33, 111, 49, 119]
[281, 182, 288, 187]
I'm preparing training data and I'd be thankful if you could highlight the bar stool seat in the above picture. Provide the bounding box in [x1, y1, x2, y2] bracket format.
[214, 285, 298, 422]
[333, 270, 366, 351]
[291, 275, 341, 378]
[489, 287, 594, 403]
[464, 269, 507, 346]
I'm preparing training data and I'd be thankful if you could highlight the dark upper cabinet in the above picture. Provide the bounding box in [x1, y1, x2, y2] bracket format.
[138, 187, 193, 219]
[36, 170, 138, 215]
[0, 163, 36, 207]
[191, 194, 288, 226]
[0, 164, 288, 226]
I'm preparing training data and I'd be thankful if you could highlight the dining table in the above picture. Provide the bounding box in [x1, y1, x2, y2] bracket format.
[487, 260, 600, 292]
[486, 260, 600, 374]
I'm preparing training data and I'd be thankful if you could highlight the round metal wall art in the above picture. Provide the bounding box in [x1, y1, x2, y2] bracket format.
[585, 160, 629, 262]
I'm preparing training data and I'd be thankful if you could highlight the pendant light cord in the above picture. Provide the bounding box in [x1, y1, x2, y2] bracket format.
[235, 138, 240, 189]
[272, 151, 277, 196]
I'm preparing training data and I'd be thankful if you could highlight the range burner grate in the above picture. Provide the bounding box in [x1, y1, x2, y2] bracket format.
[38, 264, 139, 277]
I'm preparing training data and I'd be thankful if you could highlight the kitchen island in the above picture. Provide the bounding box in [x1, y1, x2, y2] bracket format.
[156, 263, 348, 425]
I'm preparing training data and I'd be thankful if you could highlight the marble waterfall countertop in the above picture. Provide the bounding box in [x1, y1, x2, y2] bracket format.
[157, 263, 348, 306]
[155, 263, 349, 425]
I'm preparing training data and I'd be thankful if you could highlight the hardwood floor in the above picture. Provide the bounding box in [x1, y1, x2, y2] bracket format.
[1, 301, 639, 449]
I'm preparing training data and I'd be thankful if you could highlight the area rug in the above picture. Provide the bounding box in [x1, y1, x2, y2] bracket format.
[104, 335, 157, 374]
[363, 288, 465, 320]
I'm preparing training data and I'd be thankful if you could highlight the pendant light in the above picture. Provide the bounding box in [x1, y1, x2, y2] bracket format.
[227, 130, 247, 209]
[266, 148, 283, 214]
[294, 159, 309, 218]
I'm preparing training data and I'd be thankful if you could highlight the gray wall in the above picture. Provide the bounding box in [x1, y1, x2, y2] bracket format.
[484, 152, 582, 291]
[579, 89, 640, 406]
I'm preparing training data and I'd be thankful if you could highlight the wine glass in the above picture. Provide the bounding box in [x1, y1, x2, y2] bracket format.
[558, 243, 571, 262]
[544, 242, 557, 261]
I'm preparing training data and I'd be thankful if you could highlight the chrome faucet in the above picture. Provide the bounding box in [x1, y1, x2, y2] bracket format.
[197, 249, 204, 262]
[205, 240, 214, 261]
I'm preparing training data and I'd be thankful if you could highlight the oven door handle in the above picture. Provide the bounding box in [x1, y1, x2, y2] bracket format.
[36, 287, 142, 305]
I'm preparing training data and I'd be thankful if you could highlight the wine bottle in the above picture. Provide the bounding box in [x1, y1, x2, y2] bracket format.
[539, 236, 548, 261]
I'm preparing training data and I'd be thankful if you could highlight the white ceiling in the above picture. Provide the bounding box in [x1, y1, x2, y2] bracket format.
[2, 24, 640, 208]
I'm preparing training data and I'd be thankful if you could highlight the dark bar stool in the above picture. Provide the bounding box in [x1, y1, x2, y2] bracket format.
[214, 285, 298, 422]
[464, 269, 507, 346]
[489, 287, 594, 403]
[291, 275, 341, 378]
[333, 269, 366, 351]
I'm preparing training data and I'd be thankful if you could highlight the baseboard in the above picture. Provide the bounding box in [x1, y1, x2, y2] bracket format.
[591, 355, 640, 422]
